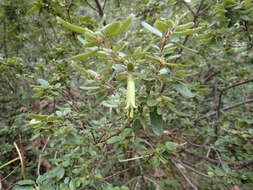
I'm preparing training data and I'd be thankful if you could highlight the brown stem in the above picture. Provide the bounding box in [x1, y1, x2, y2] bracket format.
[216, 78, 253, 120]
[94, 0, 104, 17]
[182, 149, 253, 168]
[194, 98, 253, 122]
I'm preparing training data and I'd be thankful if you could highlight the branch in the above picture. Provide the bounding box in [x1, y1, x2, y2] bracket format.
[175, 0, 205, 60]
[102, 0, 108, 10]
[216, 78, 253, 119]
[182, 149, 253, 168]
[194, 98, 253, 122]
[85, 0, 97, 11]
[119, 154, 153, 162]
[178, 0, 196, 18]
[14, 142, 26, 179]
[94, 0, 104, 17]
[193, 0, 205, 22]
[171, 158, 198, 190]
[172, 157, 210, 178]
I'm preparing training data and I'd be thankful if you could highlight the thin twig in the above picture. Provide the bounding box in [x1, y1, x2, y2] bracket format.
[119, 154, 153, 162]
[103, 168, 131, 180]
[175, 0, 205, 61]
[216, 78, 253, 119]
[179, 0, 196, 17]
[171, 158, 198, 190]
[13, 142, 26, 179]
[193, 98, 253, 122]
[85, 0, 97, 11]
[182, 149, 253, 167]
[94, 0, 104, 17]
[172, 157, 210, 178]
[194, 0, 205, 21]
[37, 136, 51, 176]
[102, 0, 108, 10]
[0, 157, 19, 170]
[0, 165, 20, 183]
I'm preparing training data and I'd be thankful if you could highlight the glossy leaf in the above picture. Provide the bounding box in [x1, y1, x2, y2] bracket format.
[154, 20, 169, 33]
[141, 21, 163, 37]
[118, 14, 134, 33]
[67, 51, 98, 61]
[101, 21, 121, 37]
[57, 17, 87, 34]
[175, 22, 194, 31]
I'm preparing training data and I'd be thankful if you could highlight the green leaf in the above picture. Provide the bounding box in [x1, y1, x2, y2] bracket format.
[113, 41, 127, 52]
[107, 136, 121, 144]
[56, 17, 87, 34]
[28, 114, 48, 121]
[118, 14, 134, 34]
[101, 100, 120, 108]
[141, 21, 163, 37]
[147, 98, 157, 107]
[124, 52, 147, 59]
[167, 103, 190, 117]
[67, 51, 98, 61]
[69, 179, 76, 190]
[16, 180, 35, 186]
[56, 167, 65, 180]
[175, 22, 194, 31]
[166, 54, 181, 60]
[13, 186, 34, 190]
[166, 20, 175, 29]
[159, 68, 170, 75]
[127, 62, 134, 71]
[154, 20, 169, 33]
[165, 141, 177, 153]
[150, 108, 164, 136]
[121, 186, 129, 190]
[172, 42, 198, 54]
[37, 78, 49, 87]
[173, 83, 195, 98]
[215, 167, 225, 177]
[27, 6, 39, 14]
[101, 21, 121, 37]
[80, 86, 100, 90]
[175, 28, 202, 35]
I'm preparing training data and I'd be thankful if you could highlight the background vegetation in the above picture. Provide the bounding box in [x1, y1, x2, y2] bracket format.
[0, 0, 253, 189]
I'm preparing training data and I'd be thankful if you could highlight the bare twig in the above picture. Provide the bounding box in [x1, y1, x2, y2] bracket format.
[13, 142, 26, 179]
[179, 0, 196, 17]
[94, 0, 104, 16]
[85, 0, 97, 11]
[0, 165, 20, 183]
[181, 149, 253, 168]
[103, 168, 131, 180]
[172, 157, 210, 178]
[37, 136, 51, 176]
[175, 0, 205, 60]
[204, 71, 220, 83]
[102, 0, 108, 10]
[119, 154, 153, 162]
[98, 124, 130, 143]
[194, 0, 205, 21]
[194, 98, 253, 122]
[216, 78, 253, 119]
[171, 158, 198, 190]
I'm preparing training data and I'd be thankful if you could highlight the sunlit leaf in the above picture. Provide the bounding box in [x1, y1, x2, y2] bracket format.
[141, 21, 163, 37]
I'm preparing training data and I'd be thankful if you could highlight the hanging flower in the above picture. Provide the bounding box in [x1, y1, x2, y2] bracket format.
[125, 73, 137, 118]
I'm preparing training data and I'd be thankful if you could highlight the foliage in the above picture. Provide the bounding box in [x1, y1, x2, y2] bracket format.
[1, 0, 253, 189]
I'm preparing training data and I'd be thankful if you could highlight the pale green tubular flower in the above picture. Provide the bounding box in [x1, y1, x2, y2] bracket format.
[125, 73, 137, 118]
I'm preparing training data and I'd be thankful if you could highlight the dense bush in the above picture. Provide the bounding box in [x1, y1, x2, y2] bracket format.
[1, 0, 253, 189]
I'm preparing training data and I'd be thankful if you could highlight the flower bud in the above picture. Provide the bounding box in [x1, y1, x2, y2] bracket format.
[125, 73, 137, 118]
